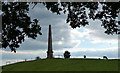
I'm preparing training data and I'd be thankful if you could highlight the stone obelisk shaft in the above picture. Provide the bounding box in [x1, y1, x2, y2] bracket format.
[47, 25, 53, 58]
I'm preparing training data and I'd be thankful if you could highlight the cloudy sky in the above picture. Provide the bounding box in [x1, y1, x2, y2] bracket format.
[0, 3, 119, 66]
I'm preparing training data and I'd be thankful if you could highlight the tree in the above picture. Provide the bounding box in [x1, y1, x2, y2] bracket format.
[36, 56, 40, 60]
[64, 51, 71, 58]
[2, 2, 42, 52]
[42, 2, 120, 34]
[2, 2, 120, 52]
[84, 55, 86, 58]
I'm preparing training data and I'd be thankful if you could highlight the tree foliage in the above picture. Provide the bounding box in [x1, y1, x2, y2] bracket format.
[2, 2, 42, 52]
[2, 2, 120, 52]
[42, 2, 120, 34]
[64, 51, 71, 58]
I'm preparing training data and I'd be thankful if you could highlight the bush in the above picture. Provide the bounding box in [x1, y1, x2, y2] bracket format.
[36, 56, 40, 60]
[64, 51, 71, 58]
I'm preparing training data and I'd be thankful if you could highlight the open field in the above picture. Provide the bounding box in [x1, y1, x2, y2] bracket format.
[2, 58, 119, 72]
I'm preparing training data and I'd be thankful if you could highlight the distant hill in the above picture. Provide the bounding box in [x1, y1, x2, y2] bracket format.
[1, 58, 119, 73]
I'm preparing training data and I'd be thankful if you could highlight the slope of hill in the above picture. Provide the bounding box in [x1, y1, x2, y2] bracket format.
[2, 58, 119, 72]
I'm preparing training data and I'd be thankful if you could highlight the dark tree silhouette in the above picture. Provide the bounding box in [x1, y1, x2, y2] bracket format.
[84, 55, 86, 58]
[103, 56, 108, 59]
[2, 2, 42, 52]
[64, 51, 71, 58]
[36, 56, 40, 60]
[42, 2, 120, 34]
[2, 2, 120, 52]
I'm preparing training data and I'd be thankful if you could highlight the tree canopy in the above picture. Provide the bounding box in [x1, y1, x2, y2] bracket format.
[2, 2, 42, 52]
[42, 2, 120, 34]
[2, 2, 120, 52]
[64, 51, 71, 58]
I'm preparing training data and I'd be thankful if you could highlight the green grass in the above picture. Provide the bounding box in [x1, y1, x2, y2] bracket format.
[2, 58, 119, 71]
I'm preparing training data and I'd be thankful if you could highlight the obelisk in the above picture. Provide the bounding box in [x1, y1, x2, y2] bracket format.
[47, 25, 53, 58]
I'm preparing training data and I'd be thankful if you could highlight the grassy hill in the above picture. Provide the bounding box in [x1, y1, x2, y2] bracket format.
[1, 58, 119, 73]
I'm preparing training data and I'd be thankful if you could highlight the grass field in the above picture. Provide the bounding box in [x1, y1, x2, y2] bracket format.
[2, 58, 119, 72]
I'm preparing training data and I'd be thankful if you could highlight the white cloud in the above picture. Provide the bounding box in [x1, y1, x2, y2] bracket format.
[69, 47, 118, 53]
[2, 46, 118, 56]
[0, 10, 3, 15]
[70, 28, 89, 39]
[1, 50, 38, 54]
[87, 29, 118, 44]
[84, 20, 118, 44]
